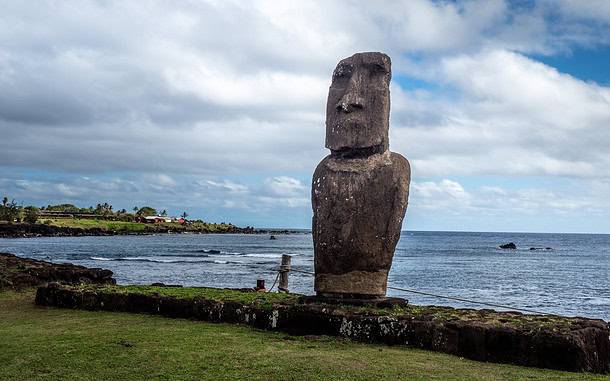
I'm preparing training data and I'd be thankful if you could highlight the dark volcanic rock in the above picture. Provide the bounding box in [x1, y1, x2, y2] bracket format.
[312, 52, 410, 297]
[0, 252, 115, 290]
[0, 223, 113, 238]
[500, 242, 517, 250]
[150, 282, 183, 287]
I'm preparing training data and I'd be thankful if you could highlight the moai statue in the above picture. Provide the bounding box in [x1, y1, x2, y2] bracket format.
[312, 52, 411, 298]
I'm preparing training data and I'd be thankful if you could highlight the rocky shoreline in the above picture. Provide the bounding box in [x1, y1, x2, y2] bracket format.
[0, 223, 297, 238]
[0, 252, 115, 290]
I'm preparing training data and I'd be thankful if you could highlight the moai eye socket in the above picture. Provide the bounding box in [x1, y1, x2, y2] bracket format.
[367, 63, 389, 78]
[333, 64, 353, 80]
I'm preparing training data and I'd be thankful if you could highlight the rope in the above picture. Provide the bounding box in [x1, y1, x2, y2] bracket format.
[386, 285, 550, 315]
[266, 271, 280, 293]
[285, 267, 314, 275]
[272, 266, 549, 314]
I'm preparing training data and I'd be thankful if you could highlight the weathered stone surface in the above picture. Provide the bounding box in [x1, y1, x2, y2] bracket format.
[325, 52, 391, 152]
[0, 252, 115, 290]
[313, 52, 410, 297]
[36, 285, 610, 373]
[312, 152, 410, 296]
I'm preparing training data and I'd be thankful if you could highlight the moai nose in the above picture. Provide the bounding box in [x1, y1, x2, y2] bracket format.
[336, 80, 364, 113]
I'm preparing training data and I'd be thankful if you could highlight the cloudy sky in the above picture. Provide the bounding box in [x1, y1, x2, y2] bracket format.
[1, 0, 610, 232]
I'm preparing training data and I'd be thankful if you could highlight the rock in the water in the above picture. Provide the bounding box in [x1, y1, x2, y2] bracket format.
[150, 282, 182, 287]
[499, 242, 517, 250]
[312, 52, 410, 297]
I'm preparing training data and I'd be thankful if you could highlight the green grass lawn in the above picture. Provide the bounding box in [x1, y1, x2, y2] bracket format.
[96, 284, 301, 305]
[39, 218, 237, 233]
[1, 290, 608, 381]
[41, 218, 149, 231]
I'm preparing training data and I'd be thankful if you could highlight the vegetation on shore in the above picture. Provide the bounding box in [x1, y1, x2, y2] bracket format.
[1, 197, 247, 228]
[0, 197, 255, 235]
[2, 290, 607, 381]
[39, 217, 243, 234]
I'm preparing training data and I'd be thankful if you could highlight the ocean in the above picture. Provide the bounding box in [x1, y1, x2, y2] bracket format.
[1, 231, 608, 321]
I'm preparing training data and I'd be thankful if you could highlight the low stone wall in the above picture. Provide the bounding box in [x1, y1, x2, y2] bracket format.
[35, 284, 609, 374]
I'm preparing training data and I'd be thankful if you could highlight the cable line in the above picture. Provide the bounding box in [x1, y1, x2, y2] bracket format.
[274, 266, 549, 315]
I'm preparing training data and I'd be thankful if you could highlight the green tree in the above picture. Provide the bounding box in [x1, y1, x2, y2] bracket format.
[136, 206, 157, 217]
[23, 206, 39, 224]
[94, 202, 114, 216]
[0, 197, 20, 223]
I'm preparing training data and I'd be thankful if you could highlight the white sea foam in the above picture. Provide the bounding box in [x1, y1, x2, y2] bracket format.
[241, 253, 281, 258]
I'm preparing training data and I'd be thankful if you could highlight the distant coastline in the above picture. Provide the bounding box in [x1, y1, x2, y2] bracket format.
[0, 221, 300, 238]
[0, 199, 304, 238]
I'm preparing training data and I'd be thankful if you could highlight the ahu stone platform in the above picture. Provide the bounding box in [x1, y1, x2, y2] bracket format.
[35, 284, 609, 374]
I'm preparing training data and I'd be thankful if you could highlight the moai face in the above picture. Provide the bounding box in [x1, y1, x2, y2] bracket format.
[325, 52, 391, 153]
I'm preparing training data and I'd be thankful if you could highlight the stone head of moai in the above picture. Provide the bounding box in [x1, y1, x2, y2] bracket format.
[312, 52, 410, 299]
[326, 52, 391, 155]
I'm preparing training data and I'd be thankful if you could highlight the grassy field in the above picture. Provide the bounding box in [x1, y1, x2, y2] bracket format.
[1, 290, 608, 381]
[39, 218, 238, 233]
[42, 218, 149, 231]
[96, 284, 301, 305]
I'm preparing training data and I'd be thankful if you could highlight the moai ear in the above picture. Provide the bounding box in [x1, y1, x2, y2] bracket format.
[325, 52, 391, 153]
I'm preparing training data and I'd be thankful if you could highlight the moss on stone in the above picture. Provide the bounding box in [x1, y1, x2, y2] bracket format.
[65, 284, 604, 335]
[72, 284, 299, 306]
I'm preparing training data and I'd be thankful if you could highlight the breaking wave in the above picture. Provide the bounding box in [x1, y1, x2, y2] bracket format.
[90, 256, 241, 264]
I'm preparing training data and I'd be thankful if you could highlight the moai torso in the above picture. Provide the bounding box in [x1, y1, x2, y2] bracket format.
[312, 52, 411, 298]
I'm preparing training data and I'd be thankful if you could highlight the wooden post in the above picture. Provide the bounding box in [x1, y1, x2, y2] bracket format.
[278, 254, 291, 293]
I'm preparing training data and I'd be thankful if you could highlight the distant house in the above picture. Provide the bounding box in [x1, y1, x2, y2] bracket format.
[143, 216, 172, 223]
[143, 216, 185, 224]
